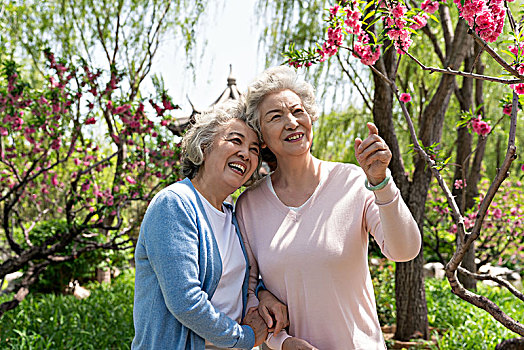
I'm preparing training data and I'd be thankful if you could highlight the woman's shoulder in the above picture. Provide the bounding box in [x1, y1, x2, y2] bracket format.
[235, 176, 268, 208]
[149, 179, 198, 211]
[322, 160, 364, 178]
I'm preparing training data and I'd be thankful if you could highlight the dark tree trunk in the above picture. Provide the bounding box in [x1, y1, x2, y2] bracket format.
[394, 18, 471, 341]
[453, 44, 477, 291]
[372, 44, 429, 340]
[495, 338, 524, 350]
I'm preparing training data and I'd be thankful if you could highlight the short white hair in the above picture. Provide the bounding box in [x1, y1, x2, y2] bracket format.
[181, 101, 262, 185]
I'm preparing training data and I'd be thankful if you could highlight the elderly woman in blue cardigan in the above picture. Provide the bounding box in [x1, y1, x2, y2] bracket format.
[132, 102, 286, 349]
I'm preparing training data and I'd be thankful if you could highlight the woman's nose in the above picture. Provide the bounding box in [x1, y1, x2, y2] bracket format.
[237, 145, 249, 160]
[284, 113, 299, 129]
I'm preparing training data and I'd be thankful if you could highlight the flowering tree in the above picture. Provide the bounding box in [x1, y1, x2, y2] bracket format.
[0, 0, 207, 319]
[0, 52, 182, 317]
[258, 0, 523, 344]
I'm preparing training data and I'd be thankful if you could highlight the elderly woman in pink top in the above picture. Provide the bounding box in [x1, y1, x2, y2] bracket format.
[235, 66, 421, 350]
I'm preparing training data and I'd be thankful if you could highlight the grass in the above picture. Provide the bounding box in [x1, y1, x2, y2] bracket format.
[372, 260, 524, 349]
[0, 270, 135, 349]
[0, 265, 522, 349]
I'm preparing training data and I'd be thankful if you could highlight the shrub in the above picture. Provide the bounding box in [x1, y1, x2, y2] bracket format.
[0, 270, 135, 349]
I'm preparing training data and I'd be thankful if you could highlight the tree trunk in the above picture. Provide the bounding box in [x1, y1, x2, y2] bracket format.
[453, 46, 477, 291]
[372, 44, 429, 340]
[394, 18, 472, 341]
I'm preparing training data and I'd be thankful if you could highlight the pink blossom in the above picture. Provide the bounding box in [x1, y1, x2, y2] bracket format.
[454, 179, 466, 189]
[400, 93, 412, 103]
[392, 3, 407, 17]
[0, 127, 8, 136]
[492, 208, 502, 219]
[514, 83, 524, 95]
[503, 104, 512, 115]
[126, 176, 137, 185]
[51, 138, 61, 150]
[421, 0, 439, 14]
[114, 104, 131, 114]
[329, 5, 339, 17]
[51, 174, 58, 186]
[74, 158, 82, 166]
[471, 116, 491, 135]
[81, 182, 90, 192]
[521, 164, 524, 172]
[85, 117, 96, 125]
[411, 13, 429, 29]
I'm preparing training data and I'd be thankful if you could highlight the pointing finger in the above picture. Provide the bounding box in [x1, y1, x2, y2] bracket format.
[367, 122, 378, 136]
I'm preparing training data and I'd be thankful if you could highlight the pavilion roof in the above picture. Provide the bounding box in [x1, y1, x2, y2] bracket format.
[167, 65, 242, 136]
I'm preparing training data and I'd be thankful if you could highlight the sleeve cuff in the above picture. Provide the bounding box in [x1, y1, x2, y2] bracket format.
[255, 279, 267, 298]
[233, 325, 256, 349]
[266, 331, 292, 350]
[373, 180, 398, 205]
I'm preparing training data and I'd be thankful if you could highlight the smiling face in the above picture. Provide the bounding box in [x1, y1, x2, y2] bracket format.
[198, 119, 260, 192]
[258, 89, 313, 160]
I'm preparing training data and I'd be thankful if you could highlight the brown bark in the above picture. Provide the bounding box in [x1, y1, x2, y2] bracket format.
[495, 338, 524, 350]
[452, 44, 476, 291]
[392, 19, 471, 341]
[372, 45, 429, 341]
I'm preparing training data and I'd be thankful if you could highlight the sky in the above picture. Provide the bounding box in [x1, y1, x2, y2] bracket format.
[150, 0, 266, 120]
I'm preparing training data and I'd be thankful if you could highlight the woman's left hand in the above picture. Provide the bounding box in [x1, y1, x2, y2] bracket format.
[257, 289, 289, 335]
[354, 122, 392, 185]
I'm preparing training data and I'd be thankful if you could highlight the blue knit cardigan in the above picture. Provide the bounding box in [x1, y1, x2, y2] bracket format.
[131, 178, 254, 349]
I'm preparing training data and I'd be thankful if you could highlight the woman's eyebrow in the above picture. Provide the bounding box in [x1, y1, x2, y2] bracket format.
[226, 131, 245, 139]
[264, 108, 283, 117]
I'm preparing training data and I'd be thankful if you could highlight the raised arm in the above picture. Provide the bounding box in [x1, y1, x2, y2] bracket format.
[355, 122, 421, 261]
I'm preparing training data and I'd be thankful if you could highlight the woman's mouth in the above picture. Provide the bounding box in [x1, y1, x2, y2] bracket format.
[285, 133, 303, 142]
[228, 162, 246, 175]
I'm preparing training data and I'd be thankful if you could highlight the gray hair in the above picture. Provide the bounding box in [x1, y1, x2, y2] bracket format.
[244, 66, 319, 143]
[181, 101, 262, 185]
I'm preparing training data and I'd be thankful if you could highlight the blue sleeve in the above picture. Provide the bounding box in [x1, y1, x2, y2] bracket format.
[143, 190, 255, 349]
[255, 279, 267, 298]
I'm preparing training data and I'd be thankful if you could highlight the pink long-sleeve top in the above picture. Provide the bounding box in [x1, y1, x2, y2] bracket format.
[235, 161, 421, 350]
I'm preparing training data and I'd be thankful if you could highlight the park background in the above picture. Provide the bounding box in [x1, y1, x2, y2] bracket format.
[0, 0, 523, 348]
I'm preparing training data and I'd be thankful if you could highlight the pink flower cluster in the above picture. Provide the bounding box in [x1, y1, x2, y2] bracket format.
[471, 116, 491, 135]
[454, 179, 466, 189]
[384, 0, 436, 55]
[400, 93, 412, 102]
[454, 0, 505, 43]
[502, 103, 520, 115]
[512, 84, 524, 95]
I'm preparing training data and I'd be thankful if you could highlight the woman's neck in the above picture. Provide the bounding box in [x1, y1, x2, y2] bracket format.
[270, 153, 322, 206]
[190, 175, 229, 211]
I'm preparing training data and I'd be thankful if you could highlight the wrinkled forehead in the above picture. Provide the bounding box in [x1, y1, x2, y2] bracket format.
[260, 89, 303, 111]
[221, 118, 260, 144]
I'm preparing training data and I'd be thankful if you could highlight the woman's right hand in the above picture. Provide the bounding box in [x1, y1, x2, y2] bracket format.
[241, 307, 268, 347]
[282, 337, 319, 350]
[257, 289, 289, 334]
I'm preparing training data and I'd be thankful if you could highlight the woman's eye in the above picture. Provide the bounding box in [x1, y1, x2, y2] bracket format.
[293, 108, 305, 115]
[270, 114, 281, 121]
[250, 147, 260, 156]
[230, 138, 241, 144]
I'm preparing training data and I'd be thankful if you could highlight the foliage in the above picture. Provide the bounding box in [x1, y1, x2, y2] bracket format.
[370, 260, 524, 349]
[21, 219, 130, 293]
[0, 0, 207, 78]
[0, 270, 135, 349]
[0, 52, 183, 314]
[424, 175, 524, 271]
[425, 279, 524, 349]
